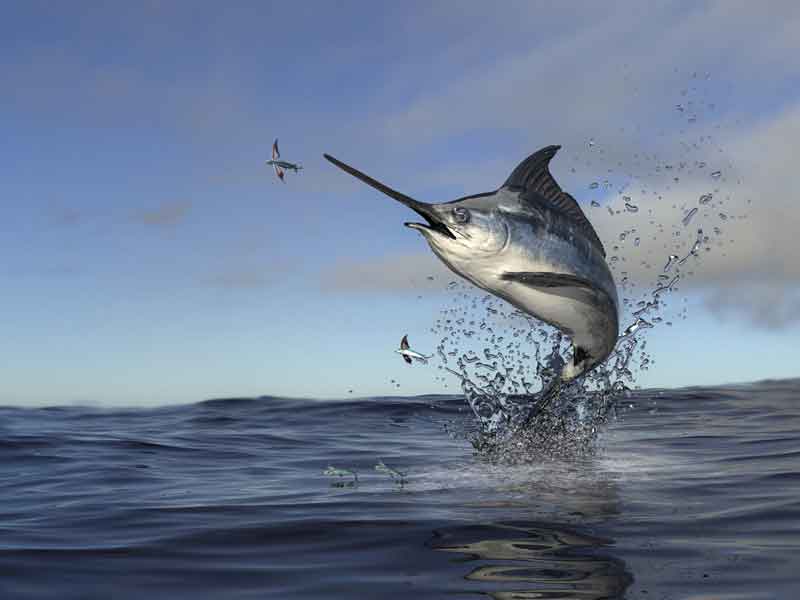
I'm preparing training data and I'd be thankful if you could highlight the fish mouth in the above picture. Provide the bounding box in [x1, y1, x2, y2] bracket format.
[403, 215, 455, 240]
[323, 153, 455, 240]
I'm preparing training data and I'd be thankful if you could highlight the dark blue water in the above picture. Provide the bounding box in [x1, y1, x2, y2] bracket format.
[1, 379, 799, 599]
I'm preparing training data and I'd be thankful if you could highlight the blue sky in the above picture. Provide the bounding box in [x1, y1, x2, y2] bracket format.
[2, 2, 798, 406]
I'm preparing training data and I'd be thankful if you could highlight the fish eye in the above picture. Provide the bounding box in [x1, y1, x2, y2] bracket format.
[453, 207, 470, 224]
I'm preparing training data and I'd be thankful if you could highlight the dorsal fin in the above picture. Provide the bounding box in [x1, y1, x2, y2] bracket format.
[503, 145, 606, 256]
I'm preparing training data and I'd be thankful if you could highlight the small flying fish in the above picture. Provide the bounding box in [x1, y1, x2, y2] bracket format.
[395, 334, 432, 365]
[323, 465, 358, 483]
[265, 138, 303, 183]
[375, 459, 407, 485]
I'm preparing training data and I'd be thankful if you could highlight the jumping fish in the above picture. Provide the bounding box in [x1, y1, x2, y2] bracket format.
[325, 146, 618, 384]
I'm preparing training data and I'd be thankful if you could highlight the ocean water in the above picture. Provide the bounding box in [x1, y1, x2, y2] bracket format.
[1, 379, 799, 599]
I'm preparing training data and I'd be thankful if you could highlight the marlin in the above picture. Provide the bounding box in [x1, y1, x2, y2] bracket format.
[395, 334, 432, 365]
[324, 146, 619, 385]
[265, 138, 302, 182]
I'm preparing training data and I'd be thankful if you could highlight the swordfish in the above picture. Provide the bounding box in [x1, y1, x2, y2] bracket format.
[324, 146, 619, 384]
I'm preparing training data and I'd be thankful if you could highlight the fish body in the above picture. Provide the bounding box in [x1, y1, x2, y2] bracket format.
[266, 159, 302, 172]
[395, 349, 431, 364]
[325, 146, 618, 383]
[395, 334, 432, 365]
[323, 466, 358, 482]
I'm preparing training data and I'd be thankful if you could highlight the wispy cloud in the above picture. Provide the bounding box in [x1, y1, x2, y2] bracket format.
[321, 252, 452, 294]
[205, 269, 279, 289]
[380, 2, 800, 150]
[204, 258, 293, 290]
[132, 201, 191, 227]
[704, 283, 800, 330]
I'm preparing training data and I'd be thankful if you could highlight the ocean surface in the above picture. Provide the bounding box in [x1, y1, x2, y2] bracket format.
[1, 378, 799, 599]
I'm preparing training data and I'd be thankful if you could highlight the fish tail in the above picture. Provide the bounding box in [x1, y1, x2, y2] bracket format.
[521, 378, 562, 428]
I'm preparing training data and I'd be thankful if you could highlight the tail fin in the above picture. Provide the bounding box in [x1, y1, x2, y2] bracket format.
[521, 378, 562, 428]
[561, 345, 591, 382]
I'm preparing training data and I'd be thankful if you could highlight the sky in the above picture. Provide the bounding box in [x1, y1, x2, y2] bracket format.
[1, 1, 799, 406]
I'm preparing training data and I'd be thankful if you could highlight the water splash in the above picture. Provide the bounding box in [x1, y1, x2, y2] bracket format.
[416, 71, 745, 460]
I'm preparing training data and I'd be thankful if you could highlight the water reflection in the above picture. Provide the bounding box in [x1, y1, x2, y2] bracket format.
[428, 522, 632, 599]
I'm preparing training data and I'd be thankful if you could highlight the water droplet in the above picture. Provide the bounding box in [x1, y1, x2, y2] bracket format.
[719, 212, 728, 221]
[587, 138, 595, 148]
[634, 237, 641, 247]
[591, 200, 600, 208]
[711, 170, 721, 178]
[676, 104, 684, 112]
[682, 207, 698, 226]
[625, 202, 639, 213]
[589, 182, 599, 189]
[663, 254, 679, 272]
[679, 229, 704, 264]
[653, 274, 680, 296]
[699, 193, 713, 205]
[622, 318, 654, 337]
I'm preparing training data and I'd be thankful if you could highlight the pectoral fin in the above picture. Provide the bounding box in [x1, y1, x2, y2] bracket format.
[500, 271, 595, 289]
[500, 271, 610, 307]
